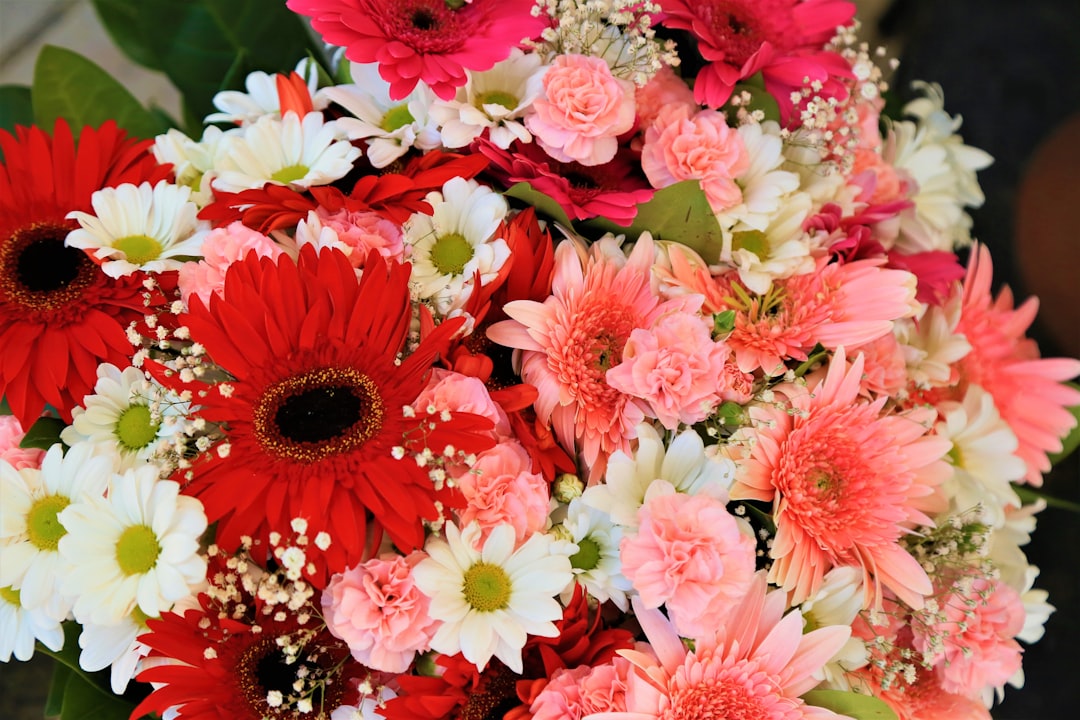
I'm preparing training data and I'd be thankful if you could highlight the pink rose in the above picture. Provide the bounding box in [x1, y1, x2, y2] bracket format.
[0, 415, 45, 470]
[456, 440, 550, 546]
[525, 54, 636, 166]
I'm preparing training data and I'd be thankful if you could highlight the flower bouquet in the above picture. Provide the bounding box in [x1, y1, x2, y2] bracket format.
[2, 1, 1079, 719]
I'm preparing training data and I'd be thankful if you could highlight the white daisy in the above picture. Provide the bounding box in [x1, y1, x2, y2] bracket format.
[66, 181, 207, 278]
[58, 467, 207, 625]
[153, 125, 230, 207]
[404, 177, 509, 315]
[212, 111, 361, 192]
[897, 295, 972, 390]
[61, 363, 186, 472]
[559, 498, 631, 610]
[798, 566, 870, 690]
[78, 612, 151, 694]
[716, 121, 803, 232]
[0, 585, 64, 662]
[719, 191, 815, 295]
[430, 49, 548, 149]
[205, 61, 330, 126]
[323, 62, 442, 168]
[412, 522, 573, 673]
[0, 443, 112, 616]
[582, 423, 734, 529]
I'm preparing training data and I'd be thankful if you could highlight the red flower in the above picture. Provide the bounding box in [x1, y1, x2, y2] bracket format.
[0, 120, 171, 427]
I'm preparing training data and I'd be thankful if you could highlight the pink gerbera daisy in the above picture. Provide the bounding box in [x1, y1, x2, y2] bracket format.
[287, 0, 546, 101]
[955, 244, 1080, 485]
[487, 234, 695, 481]
[731, 349, 951, 609]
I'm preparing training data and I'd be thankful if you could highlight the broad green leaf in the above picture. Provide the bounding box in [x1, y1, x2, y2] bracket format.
[59, 669, 135, 720]
[802, 689, 899, 720]
[0, 85, 34, 133]
[580, 180, 726, 262]
[89, 0, 158, 69]
[45, 662, 74, 717]
[32, 46, 168, 139]
[504, 182, 575, 228]
[18, 416, 67, 451]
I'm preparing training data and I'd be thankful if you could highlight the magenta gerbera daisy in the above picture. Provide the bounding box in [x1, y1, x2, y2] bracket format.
[176, 246, 494, 580]
[287, 0, 546, 101]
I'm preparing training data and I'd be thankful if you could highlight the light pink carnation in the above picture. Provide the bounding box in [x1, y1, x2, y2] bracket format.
[456, 440, 550, 546]
[531, 657, 633, 720]
[413, 368, 511, 440]
[634, 64, 697, 129]
[525, 54, 636, 167]
[321, 552, 438, 673]
[620, 490, 756, 638]
[0, 415, 44, 470]
[606, 309, 731, 429]
[178, 221, 282, 306]
[640, 105, 750, 213]
[313, 207, 404, 266]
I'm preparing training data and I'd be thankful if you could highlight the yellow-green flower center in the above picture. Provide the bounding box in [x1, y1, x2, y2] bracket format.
[429, 232, 474, 275]
[113, 234, 163, 265]
[0, 585, 21, 607]
[569, 537, 602, 572]
[271, 164, 310, 184]
[115, 404, 160, 451]
[381, 104, 416, 132]
[131, 606, 153, 628]
[462, 562, 511, 612]
[475, 90, 519, 112]
[115, 524, 161, 576]
[731, 229, 770, 258]
[26, 494, 71, 551]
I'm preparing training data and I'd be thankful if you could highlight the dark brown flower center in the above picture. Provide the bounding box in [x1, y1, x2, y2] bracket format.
[254, 367, 385, 463]
[0, 223, 96, 310]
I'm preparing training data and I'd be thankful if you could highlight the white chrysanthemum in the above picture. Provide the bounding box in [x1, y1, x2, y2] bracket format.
[582, 423, 734, 529]
[897, 296, 972, 390]
[0, 586, 64, 662]
[887, 82, 993, 253]
[719, 191, 815, 294]
[153, 125, 230, 207]
[59, 468, 207, 625]
[61, 363, 186, 472]
[0, 444, 112, 616]
[559, 498, 631, 610]
[404, 177, 509, 315]
[205, 61, 330, 125]
[935, 384, 1025, 528]
[78, 613, 151, 694]
[799, 566, 870, 690]
[1015, 566, 1054, 645]
[988, 499, 1044, 592]
[66, 181, 206, 278]
[430, 49, 548, 149]
[323, 62, 441, 168]
[412, 522, 573, 673]
[717, 121, 803, 231]
[213, 111, 360, 192]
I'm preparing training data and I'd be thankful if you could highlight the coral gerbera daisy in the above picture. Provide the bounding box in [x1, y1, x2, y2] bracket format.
[287, 0, 546, 101]
[176, 246, 494, 579]
[0, 120, 171, 428]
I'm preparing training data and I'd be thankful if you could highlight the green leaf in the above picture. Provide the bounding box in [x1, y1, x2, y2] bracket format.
[45, 662, 74, 717]
[0, 396, 10, 415]
[802, 689, 899, 720]
[1048, 383, 1080, 465]
[18, 416, 67, 451]
[32, 46, 168, 139]
[0, 85, 34, 133]
[1014, 485, 1080, 514]
[504, 182, 575, 228]
[724, 77, 781, 124]
[36, 623, 136, 720]
[89, 0, 158, 69]
[579, 181, 725, 262]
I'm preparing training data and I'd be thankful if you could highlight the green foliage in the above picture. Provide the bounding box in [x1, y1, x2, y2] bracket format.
[802, 689, 899, 720]
[18, 416, 67, 451]
[505, 182, 575, 228]
[37, 623, 137, 720]
[0, 85, 34, 133]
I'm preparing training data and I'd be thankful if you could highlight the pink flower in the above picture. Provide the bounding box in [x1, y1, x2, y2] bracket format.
[732, 349, 952, 609]
[311, 207, 404, 266]
[531, 659, 634, 720]
[455, 440, 550, 546]
[606, 309, 731, 429]
[847, 333, 908, 397]
[487, 235, 695, 481]
[525, 54, 636, 167]
[413, 367, 511, 440]
[856, 663, 993, 720]
[595, 575, 851, 720]
[321, 552, 439, 673]
[640, 105, 749, 212]
[620, 490, 756, 638]
[177, 221, 282, 306]
[634, 65, 697, 129]
[0, 415, 44, 470]
[287, 0, 545, 100]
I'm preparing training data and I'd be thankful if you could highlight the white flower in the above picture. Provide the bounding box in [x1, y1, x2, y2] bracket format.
[430, 49, 548, 149]
[717, 121, 803, 232]
[799, 566, 870, 690]
[323, 62, 441, 168]
[0, 586, 64, 662]
[989, 499, 1044, 592]
[559, 499, 631, 610]
[153, 125, 230, 207]
[59, 468, 207, 625]
[66, 181, 207, 278]
[205, 61, 330, 125]
[897, 295, 972, 390]
[412, 522, 573, 673]
[213, 111, 360, 192]
[330, 686, 396, 720]
[78, 613, 151, 694]
[582, 423, 734, 529]
[404, 177, 509, 315]
[61, 363, 186, 472]
[720, 191, 815, 295]
[0, 444, 112, 616]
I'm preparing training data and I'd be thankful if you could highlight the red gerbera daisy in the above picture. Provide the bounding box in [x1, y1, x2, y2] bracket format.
[287, 0, 546, 101]
[0, 119, 171, 428]
[177, 245, 494, 581]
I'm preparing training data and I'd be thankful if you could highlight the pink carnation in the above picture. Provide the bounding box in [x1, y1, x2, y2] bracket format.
[456, 440, 550, 546]
[321, 552, 438, 673]
[413, 368, 511, 440]
[640, 105, 749, 213]
[525, 54, 636, 167]
[0, 415, 44, 470]
[313, 207, 404, 266]
[606, 309, 731, 429]
[531, 657, 633, 720]
[620, 490, 756, 638]
[178, 221, 282, 306]
[634, 64, 697, 129]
